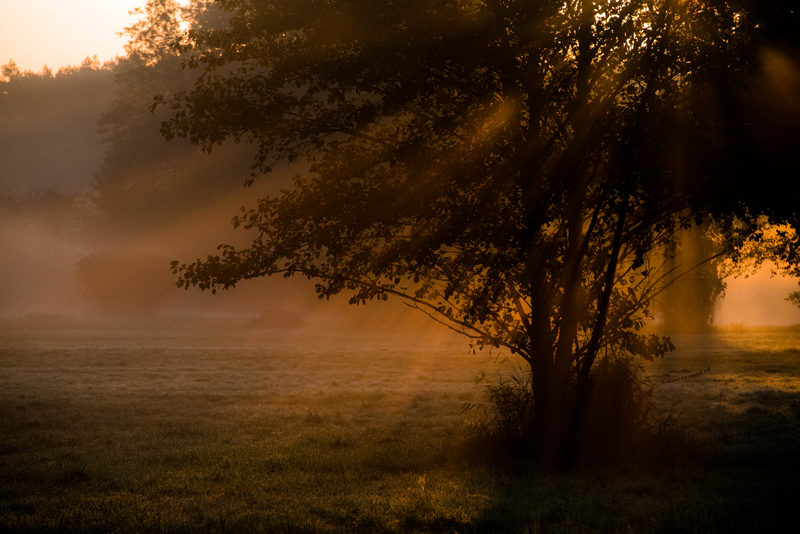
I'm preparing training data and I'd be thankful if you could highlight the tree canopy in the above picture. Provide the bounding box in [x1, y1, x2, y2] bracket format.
[160, 0, 800, 462]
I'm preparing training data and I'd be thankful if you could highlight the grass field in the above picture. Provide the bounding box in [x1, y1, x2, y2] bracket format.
[1, 324, 799, 532]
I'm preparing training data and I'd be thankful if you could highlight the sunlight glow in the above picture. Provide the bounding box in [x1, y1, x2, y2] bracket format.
[0, 1, 146, 71]
[716, 264, 800, 326]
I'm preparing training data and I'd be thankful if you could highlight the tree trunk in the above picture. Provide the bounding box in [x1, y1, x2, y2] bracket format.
[530, 337, 574, 464]
[561, 193, 629, 469]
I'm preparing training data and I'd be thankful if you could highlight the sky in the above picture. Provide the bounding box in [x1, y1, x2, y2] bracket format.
[0, 0, 144, 71]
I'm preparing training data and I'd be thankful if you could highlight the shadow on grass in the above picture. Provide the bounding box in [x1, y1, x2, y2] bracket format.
[459, 389, 800, 533]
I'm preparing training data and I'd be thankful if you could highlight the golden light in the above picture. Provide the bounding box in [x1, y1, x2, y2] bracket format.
[0, 1, 157, 71]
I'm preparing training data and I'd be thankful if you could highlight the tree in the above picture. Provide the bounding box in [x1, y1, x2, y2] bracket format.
[159, 1, 800, 464]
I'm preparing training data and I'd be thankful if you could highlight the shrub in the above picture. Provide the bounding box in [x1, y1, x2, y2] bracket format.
[464, 356, 694, 468]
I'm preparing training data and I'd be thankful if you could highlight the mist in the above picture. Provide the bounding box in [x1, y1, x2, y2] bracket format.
[2, 57, 799, 333]
[0, 58, 445, 335]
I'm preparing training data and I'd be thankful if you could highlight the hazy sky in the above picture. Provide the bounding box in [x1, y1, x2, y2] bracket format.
[716, 265, 800, 326]
[0, 1, 144, 71]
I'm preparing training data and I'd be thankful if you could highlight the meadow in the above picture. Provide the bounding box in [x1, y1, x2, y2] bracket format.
[1, 323, 799, 532]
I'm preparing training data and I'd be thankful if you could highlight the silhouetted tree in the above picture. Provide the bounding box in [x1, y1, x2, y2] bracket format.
[659, 226, 724, 333]
[158, 1, 800, 464]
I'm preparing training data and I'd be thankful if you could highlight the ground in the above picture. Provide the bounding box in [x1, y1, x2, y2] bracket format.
[1, 323, 798, 532]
